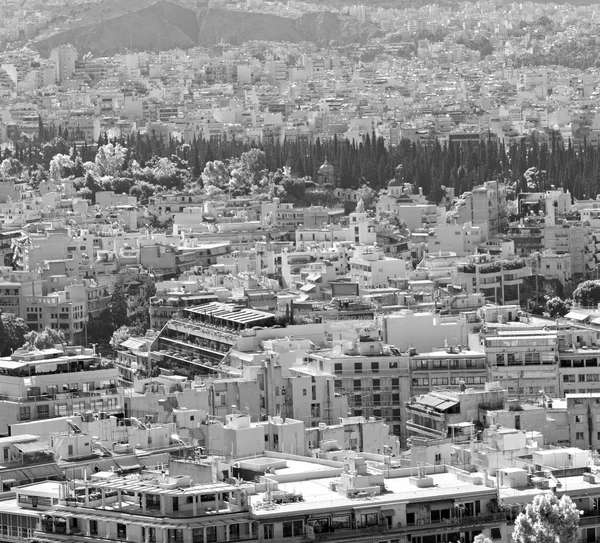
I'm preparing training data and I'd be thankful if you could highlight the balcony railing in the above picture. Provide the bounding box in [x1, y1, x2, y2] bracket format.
[0, 387, 121, 404]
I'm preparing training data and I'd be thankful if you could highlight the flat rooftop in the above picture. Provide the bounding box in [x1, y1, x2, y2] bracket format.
[251, 471, 494, 518]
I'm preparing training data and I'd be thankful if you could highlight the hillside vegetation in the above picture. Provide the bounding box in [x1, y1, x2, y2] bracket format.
[33, 1, 380, 55]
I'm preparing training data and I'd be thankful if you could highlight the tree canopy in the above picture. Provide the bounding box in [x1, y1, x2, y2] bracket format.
[512, 492, 579, 543]
[573, 280, 600, 308]
[24, 327, 66, 350]
[0, 312, 29, 356]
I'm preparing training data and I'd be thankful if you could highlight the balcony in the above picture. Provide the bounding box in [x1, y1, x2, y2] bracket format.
[1, 387, 121, 404]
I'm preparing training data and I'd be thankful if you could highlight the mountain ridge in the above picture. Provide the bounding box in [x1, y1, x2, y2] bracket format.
[32, 1, 381, 55]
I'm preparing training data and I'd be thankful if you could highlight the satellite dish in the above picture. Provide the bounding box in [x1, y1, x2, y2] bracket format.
[131, 362, 139, 373]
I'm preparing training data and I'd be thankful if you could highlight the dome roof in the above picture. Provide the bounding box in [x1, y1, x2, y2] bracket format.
[318, 158, 335, 174]
[388, 178, 403, 187]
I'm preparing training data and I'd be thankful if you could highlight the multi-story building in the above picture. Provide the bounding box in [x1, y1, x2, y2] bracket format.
[153, 302, 276, 377]
[455, 180, 508, 236]
[405, 384, 507, 441]
[31, 470, 254, 543]
[509, 218, 600, 279]
[149, 283, 218, 330]
[455, 253, 531, 305]
[307, 331, 411, 440]
[409, 346, 488, 396]
[349, 245, 407, 289]
[0, 346, 122, 434]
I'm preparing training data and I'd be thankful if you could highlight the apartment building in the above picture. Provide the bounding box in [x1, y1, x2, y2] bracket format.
[349, 244, 407, 288]
[31, 471, 253, 543]
[153, 302, 276, 377]
[409, 346, 488, 396]
[307, 331, 411, 439]
[405, 384, 507, 441]
[455, 253, 531, 305]
[0, 346, 122, 434]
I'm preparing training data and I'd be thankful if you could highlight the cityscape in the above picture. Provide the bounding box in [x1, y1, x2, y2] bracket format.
[0, 0, 600, 542]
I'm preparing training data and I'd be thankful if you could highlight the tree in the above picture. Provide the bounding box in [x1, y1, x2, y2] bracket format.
[109, 279, 129, 329]
[110, 326, 131, 350]
[546, 296, 570, 318]
[473, 536, 493, 543]
[573, 280, 600, 308]
[512, 492, 579, 543]
[24, 327, 66, 350]
[0, 312, 29, 356]
[355, 184, 378, 209]
[87, 309, 115, 350]
[49, 153, 74, 181]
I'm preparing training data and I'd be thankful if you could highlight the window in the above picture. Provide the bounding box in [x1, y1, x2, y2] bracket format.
[389, 361, 398, 369]
[575, 399, 584, 405]
[491, 528, 502, 540]
[354, 379, 361, 391]
[36, 405, 49, 419]
[117, 524, 127, 539]
[373, 379, 380, 388]
[90, 520, 98, 536]
[354, 362, 362, 372]
[575, 415, 583, 423]
[392, 378, 399, 387]
[371, 362, 379, 372]
[334, 363, 342, 373]
[263, 524, 274, 540]
[563, 375, 575, 383]
[283, 521, 303, 537]
[576, 432, 585, 440]
[19, 406, 30, 420]
[311, 404, 321, 418]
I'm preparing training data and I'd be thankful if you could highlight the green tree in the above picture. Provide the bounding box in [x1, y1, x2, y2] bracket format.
[24, 327, 66, 350]
[573, 280, 600, 308]
[0, 312, 29, 355]
[110, 326, 131, 350]
[512, 492, 579, 543]
[473, 536, 493, 543]
[546, 296, 570, 318]
[87, 309, 115, 350]
[110, 279, 129, 329]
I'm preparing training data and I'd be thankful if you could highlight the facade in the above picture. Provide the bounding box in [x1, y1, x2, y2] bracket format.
[408, 347, 488, 396]
[405, 384, 507, 441]
[307, 333, 411, 440]
[0, 346, 122, 434]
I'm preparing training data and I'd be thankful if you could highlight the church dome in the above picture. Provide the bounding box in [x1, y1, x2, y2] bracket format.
[318, 158, 335, 175]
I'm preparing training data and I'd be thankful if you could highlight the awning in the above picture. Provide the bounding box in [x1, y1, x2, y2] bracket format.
[92, 459, 118, 472]
[565, 311, 589, 322]
[437, 400, 458, 411]
[190, 427, 205, 440]
[114, 456, 142, 471]
[14, 441, 49, 454]
[353, 505, 381, 514]
[139, 453, 169, 469]
[300, 284, 316, 293]
[25, 464, 63, 479]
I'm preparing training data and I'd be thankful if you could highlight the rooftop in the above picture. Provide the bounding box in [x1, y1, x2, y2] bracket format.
[251, 470, 494, 518]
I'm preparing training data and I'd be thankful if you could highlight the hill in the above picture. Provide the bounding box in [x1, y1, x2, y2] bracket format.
[34, 1, 199, 56]
[32, 1, 380, 55]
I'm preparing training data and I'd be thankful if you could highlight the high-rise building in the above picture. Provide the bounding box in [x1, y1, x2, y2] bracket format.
[49, 45, 77, 83]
